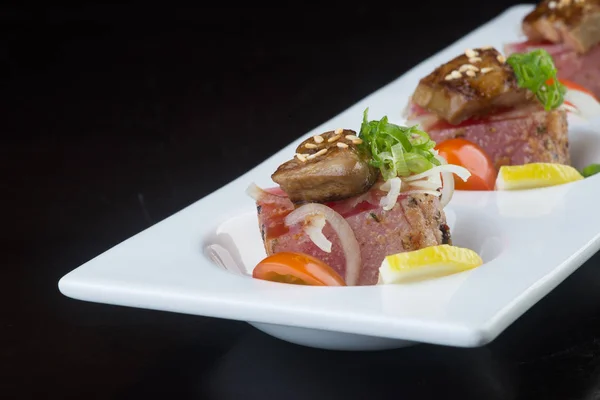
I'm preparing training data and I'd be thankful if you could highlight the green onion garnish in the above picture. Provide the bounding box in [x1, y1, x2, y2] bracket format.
[358, 108, 439, 181]
[506, 49, 566, 111]
[582, 163, 600, 178]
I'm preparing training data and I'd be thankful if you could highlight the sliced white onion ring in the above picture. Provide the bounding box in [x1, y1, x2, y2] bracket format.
[303, 214, 331, 253]
[561, 103, 579, 113]
[435, 155, 455, 209]
[564, 90, 600, 120]
[379, 177, 402, 211]
[284, 203, 361, 286]
[245, 182, 267, 201]
[405, 179, 442, 191]
[403, 163, 471, 183]
[246, 182, 288, 204]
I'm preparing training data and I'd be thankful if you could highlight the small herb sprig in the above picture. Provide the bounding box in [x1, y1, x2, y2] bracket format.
[506, 49, 566, 111]
[582, 163, 600, 178]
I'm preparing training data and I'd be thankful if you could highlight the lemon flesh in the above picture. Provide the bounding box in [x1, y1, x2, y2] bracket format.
[379, 245, 483, 284]
[495, 163, 583, 190]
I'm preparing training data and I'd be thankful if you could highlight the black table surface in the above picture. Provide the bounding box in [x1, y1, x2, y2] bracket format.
[5, 3, 600, 399]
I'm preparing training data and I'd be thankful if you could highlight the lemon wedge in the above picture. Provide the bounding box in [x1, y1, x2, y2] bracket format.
[495, 163, 583, 190]
[379, 245, 483, 284]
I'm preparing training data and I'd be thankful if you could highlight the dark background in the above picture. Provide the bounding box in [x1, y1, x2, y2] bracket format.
[4, 3, 600, 399]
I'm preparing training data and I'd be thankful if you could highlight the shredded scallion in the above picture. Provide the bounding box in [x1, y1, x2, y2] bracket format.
[358, 108, 440, 181]
[506, 49, 566, 111]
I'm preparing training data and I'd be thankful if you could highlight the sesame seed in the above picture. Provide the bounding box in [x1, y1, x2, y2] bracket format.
[328, 134, 341, 143]
[548, 0, 557, 8]
[345, 134, 358, 140]
[313, 135, 324, 143]
[337, 142, 348, 149]
[307, 148, 328, 159]
[352, 138, 363, 145]
[334, 128, 344, 135]
[295, 153, 307, 162]
[497, 55, 506, 63]
[465, 48, 478, 58]
[481, 45, 493, 50]
[459, 64, 479, 72]
[468, 57, 482, 63]
[480, 67, 494, 74]
[466, 70, 476, 77]
[451, 70, 462, 79]
[557, 0, 571, 7]
[445, 74, 454, 81]
[304, 143, 318, 149]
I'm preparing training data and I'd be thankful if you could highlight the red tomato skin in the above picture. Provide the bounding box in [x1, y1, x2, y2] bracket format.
[252, 252, 346, 286]
[434, 138, 497, 191]
[553, 78, 598, 101]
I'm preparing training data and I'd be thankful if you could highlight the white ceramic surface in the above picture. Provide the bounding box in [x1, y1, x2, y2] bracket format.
[58, 4, 600, 351]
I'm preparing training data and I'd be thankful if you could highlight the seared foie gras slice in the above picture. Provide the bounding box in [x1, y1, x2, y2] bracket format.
[271, 129, 377, 204]
[411, 47, 536, 125]
[523, 0, 600, 54]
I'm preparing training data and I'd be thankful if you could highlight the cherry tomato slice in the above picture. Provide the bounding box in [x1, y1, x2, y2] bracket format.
[252, 252, 346, 286]
[548, 78, 598, 101]
[435, 138, 497, 191]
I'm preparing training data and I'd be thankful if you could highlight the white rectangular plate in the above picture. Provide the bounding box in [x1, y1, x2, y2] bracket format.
[59, 4, 600, 348]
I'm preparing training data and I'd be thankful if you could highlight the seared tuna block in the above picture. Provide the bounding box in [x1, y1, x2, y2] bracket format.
[253, 185, 451, 286]
[408, 103, 570, 169]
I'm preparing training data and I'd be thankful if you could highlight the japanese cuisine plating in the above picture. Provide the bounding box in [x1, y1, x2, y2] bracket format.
[242, 1, 600, 288]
